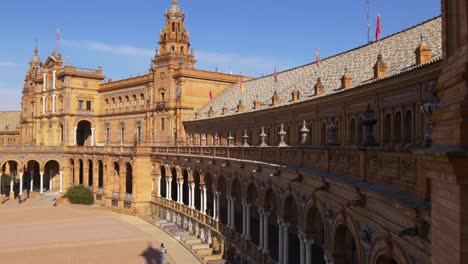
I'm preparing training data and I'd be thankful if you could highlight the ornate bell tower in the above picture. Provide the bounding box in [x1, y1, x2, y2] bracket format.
[154, 0, 196, 69]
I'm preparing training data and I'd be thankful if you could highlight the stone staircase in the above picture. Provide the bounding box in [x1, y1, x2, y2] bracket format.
[144, 217, 225, 264]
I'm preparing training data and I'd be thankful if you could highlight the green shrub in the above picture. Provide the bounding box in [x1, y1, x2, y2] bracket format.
[63, 185, 94, 205]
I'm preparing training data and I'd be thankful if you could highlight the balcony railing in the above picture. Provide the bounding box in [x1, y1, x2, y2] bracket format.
[153, 146, 422, 197]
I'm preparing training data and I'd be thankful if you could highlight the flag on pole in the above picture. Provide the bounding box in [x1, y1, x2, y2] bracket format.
[274, 65, 278, 83]
[56, 27, 60, 41]
[209, 90, 213, 100]
[375, 13, 381, 41]
[239, 79, 245, 92]
[316, 48, 321, 67]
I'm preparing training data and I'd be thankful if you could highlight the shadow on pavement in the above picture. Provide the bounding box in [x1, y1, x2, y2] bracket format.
[140, 242, 165, 264]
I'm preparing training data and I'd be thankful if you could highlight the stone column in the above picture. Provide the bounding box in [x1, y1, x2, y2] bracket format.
[200, 186, 205, 213]
[305, 239, 314, 264]
[190, 183, 195, 209]
[230, 197, 236, 230]
[283, 222, 290, 264]
[246, 203, 252, 240]
[263, 211, 270, 254]
[167, 178, 173, 200]
[202, 186, 207, 214]
[9, 174, 14, 196]
[91, 128, 95, 146]
[241, 202, 246, 238]
[299, 236, 305, 264]
[156, 176, 161, 197]
[30, 171, 34, 192]
[42, 96, 46, 114]
[213, 192, 217, 219]
[0, 173, 2, 195]
[52, 94, 56, 113]
[43, 73, 46, 91]
[226, 196, 231, 227]
[40, 171, 44, 193]
[49, 170, 53, 191]
[19, 172, 23, 195]
[278, 220, 284, 264]
[215, 192, 220, 220]
[59, 171, 63, 193]
[52, 70, 56, 89]
[74, 127, 77, 145]
[188, 183, 192, 206]
[259, 209, 264, 251]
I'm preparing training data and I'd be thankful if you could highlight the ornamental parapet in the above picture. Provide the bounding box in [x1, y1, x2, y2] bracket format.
[153, 145, 425, 200]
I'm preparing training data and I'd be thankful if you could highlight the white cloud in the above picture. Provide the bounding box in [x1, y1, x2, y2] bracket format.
[62, 39, 154, 57]
[61, 39, 292, 77]
[0, 62, 21, 68]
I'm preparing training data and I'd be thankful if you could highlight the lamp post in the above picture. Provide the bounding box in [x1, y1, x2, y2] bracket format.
[363, 103, 378, 146]
[421, 81, 440, 147]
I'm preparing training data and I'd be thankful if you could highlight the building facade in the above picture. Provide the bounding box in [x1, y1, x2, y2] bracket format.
[1, 0, 467, 263]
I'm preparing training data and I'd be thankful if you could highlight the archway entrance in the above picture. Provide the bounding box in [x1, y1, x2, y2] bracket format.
[76, 120, 92, 146]
[26, 160, 40, 192]
[1, 160, 20, 197]
[305, 208, 325, 263]
[44, 160, 60, 192]
[334, 225, 359, 264]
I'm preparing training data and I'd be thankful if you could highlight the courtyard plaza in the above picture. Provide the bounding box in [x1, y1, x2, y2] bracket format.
[0, 195, 200, 264]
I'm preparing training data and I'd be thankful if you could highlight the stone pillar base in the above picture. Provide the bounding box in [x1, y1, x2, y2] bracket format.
[9, 192, 15, 200]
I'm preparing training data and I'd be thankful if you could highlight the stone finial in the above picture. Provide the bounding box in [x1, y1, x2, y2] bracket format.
[227, 132, 234, 147]
[253, 97, 261, 110]
[314, 78, 325, 96]
[222, 106, 229, 115]
[66, 57, 71, 66]
[259, 127, 268, 147]
[208, 106, 215, 117]
[300, 120, 310, 145]
[278, 123, 288, 147]
[272, 90, 280, 106]
[374, 53, 388, 79]
[242, 130, 250, 147]
[237, 100, 244, 112]
[292, 88, 300, 102]
[415, 34, 432, 65]
[341, 68, 352, 89]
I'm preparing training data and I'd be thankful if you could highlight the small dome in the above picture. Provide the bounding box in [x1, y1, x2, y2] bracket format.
[167, 0, 184, 15]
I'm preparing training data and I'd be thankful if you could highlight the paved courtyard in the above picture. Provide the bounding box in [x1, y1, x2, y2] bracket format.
[0, 196, 200, 264]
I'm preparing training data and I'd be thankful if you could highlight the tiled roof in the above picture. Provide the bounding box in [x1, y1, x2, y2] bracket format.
[195, 16, 442, 120]
[0, 111, 21, 131]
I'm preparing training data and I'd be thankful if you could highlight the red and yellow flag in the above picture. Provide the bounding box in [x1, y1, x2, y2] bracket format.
[375, 13, 381, 41]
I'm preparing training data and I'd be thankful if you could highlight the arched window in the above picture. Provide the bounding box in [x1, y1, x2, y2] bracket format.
[140, 94, 145, 110]
[384, 113, 392, 145]
[395, 112, 402, 145]
[118, 97, 122, 112]
[404, 110, 412, 145]
[180, 46, 184, 54]
[111, 98, 116, 112]
[125, 96, 130, 111]
[105, 99, 109, 112]
[172, 22, 175, 32]
[132, 95, 137, 110]
[349, 118, 356, 145]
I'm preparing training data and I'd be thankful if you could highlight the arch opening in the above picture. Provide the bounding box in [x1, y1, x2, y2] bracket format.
[76, 120, 92, 146]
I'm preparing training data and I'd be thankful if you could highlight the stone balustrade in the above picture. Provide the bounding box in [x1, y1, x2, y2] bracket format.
[153, 145, 423, 198]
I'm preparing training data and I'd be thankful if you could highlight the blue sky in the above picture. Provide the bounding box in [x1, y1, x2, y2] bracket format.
[0, 0, 440, 110]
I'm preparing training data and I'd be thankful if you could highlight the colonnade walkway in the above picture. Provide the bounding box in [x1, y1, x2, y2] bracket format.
[0, 197, 200, 264]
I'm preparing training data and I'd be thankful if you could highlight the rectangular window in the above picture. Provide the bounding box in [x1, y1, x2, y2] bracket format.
[83, 81, 88, 87]
[86, 101, 92, 111]
[161, 118, 165, 130]
[78, 100, 83, 110]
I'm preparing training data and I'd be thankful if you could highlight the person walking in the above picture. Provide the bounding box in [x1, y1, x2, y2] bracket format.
[160, 243, 167, 264]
